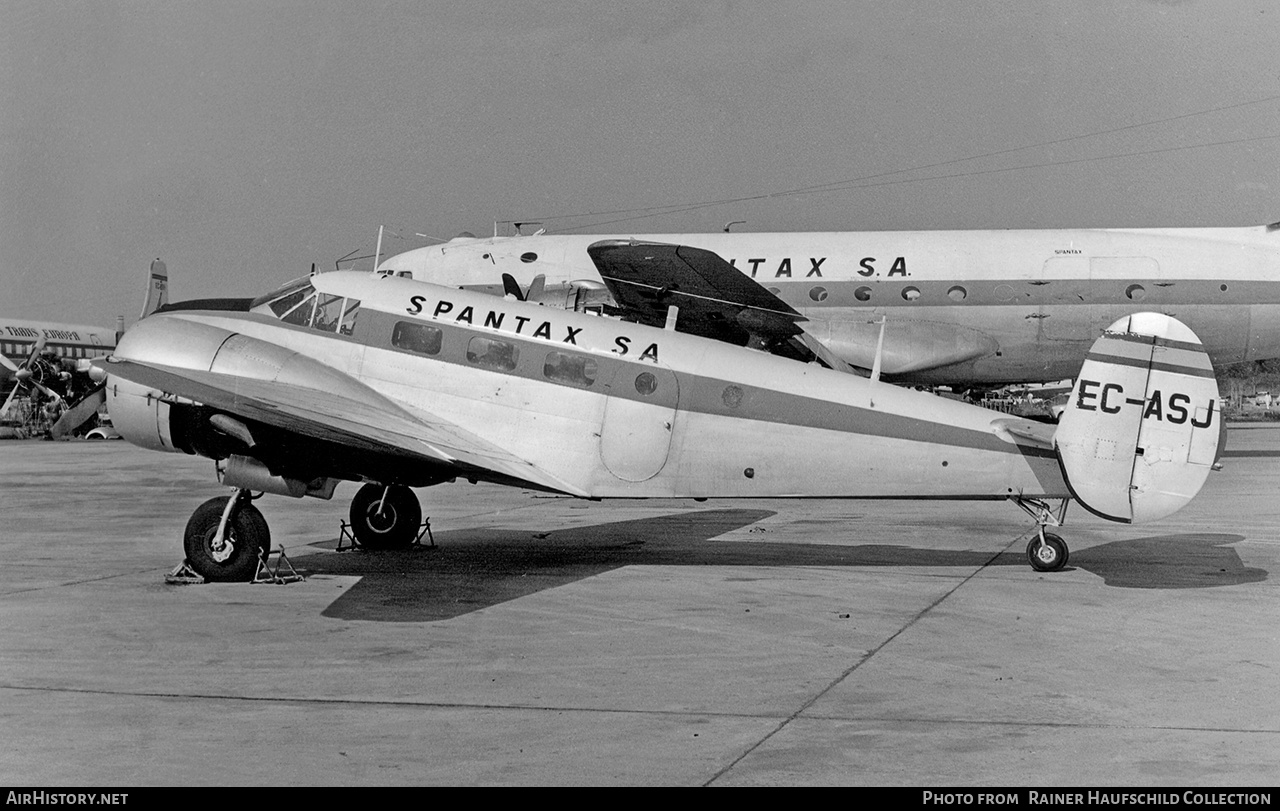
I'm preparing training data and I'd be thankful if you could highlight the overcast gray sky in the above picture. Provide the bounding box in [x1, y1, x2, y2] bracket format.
[3, 0, 1278, 327]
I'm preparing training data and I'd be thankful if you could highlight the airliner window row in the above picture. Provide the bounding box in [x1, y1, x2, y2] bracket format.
[1, 342, 96, 358]
[391, 321, 602, 391]
[799, 282, 1166, 304]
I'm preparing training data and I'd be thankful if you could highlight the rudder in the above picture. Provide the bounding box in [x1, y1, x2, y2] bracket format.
[141, 258, 170, 319]
[1055, 313, 1221, 523]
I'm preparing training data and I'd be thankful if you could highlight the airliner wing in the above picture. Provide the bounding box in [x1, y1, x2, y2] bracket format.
[587, 239, 808, 351]
[100, 357, 590, 497]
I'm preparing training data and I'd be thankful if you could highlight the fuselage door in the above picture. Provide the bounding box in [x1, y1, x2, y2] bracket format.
[598, 363, 679, 482]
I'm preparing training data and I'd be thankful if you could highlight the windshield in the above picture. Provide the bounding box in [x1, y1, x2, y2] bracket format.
[249, 277, 314, 314]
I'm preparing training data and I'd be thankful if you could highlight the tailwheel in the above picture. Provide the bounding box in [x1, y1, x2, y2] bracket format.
[349, 484, 421, 550]
[1027, 531, 1069, 572]
[183, 493, 271, 582]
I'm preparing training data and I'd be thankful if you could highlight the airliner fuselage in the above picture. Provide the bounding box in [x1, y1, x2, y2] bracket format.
[378, 225, 1280, 384]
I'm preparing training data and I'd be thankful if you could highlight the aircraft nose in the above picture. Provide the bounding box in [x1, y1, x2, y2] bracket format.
[113, 314, 234, 369]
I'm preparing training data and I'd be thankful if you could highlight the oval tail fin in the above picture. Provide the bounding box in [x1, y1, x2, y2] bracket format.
[1055, 313, 1221, 523]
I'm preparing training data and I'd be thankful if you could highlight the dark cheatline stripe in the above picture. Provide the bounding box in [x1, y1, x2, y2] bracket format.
[1089, 333, 1215, 372]
[1220, 450, 1280, 457]
[1084, 351, 1218, 379]
[1105, 331, 1206, 354]
[190, 306, 1058, 462]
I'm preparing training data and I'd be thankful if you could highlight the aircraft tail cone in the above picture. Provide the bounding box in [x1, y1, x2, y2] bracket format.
[1054, 313, 1221, 523]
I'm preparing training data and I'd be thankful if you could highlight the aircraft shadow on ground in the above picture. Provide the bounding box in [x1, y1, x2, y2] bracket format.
[298, 509, 1266, 622]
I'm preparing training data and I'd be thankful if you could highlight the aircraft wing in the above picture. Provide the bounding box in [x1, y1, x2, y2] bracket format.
[100, 357, 590, 497]
[587, 239, 808, 351]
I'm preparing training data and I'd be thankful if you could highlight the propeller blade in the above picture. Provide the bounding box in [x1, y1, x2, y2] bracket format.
[29, 378, 60, 402]
[50, 386, 106, 439]
[526, 274, 546, 301]
[501, 273, 526, 301]
[0, 353, 19, 374]
[25, 337, 47, 364]
[0, 383, 20, 419]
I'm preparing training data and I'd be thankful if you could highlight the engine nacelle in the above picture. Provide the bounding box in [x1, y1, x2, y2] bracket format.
[105, 376, 182, 454]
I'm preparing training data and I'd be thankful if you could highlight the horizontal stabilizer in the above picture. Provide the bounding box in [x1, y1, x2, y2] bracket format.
[1055, 313, 1220, 523]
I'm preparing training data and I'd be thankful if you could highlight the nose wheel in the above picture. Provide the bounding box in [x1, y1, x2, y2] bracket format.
[349, 484, 422, 550]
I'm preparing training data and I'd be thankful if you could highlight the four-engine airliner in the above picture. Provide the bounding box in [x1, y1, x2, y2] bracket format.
[376, 225, 1280, 386]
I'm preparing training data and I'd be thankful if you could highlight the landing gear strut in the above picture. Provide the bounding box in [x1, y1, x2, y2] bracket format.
[1014, 497, 1071, 572]
[183, 490, 271, 582]
[348, 484, 422, 550]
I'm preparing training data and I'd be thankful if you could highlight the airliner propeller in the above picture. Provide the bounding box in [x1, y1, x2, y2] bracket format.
[501, 273, 546, 302]
[0, 337, 59, 418]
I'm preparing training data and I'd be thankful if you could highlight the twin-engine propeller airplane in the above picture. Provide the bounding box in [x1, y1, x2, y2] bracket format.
[377, 224, 1280, 387]
[98, 241, 1222, 582]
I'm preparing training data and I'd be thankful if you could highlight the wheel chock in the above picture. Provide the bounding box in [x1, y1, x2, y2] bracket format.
[165, 560, 206, 585]
[336, 519, 434, 551]
[252, 547, 304, 584]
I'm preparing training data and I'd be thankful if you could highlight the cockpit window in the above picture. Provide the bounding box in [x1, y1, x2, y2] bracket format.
[248, 278, 359, 336]
[311, 293, 344, 332]
[280, 292, 317, 326]
[250, 278, 314, 315]
[338, 299, 361, 336]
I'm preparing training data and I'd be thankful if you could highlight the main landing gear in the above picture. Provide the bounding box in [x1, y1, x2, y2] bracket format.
[181, 482, 424, 581]
[347, 484, 422, 550]
[183, 491, 271, 582]
[1014, 497, 1071, 572]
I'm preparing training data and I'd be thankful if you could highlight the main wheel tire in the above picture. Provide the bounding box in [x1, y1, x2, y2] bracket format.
[183, 496, 271, 582]
[1027, 532, 1069, 572]
[349, 484, 421, 550]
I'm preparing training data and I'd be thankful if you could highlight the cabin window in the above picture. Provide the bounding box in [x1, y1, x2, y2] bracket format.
[722, 385, 744, 408]
[1125, 284, 1146, 301]
[901, 286, 921, 301]
[634, 372, 657, 395]
[466, 336, 519, 371]
[808, 286, 828, 302]
[947, 285, 967, 301]
[854, 286, 872, 302]
[543, 351, 597, 388]
[520, 252, 538, 263]
[392, 321, 442, 355]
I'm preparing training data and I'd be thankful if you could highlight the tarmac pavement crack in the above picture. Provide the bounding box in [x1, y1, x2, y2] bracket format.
[701, 540, 1022, 786]
[0, 568, 165, 597]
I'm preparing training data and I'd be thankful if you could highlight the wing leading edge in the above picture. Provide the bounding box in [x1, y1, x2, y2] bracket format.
[100, 357, 590, 497]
